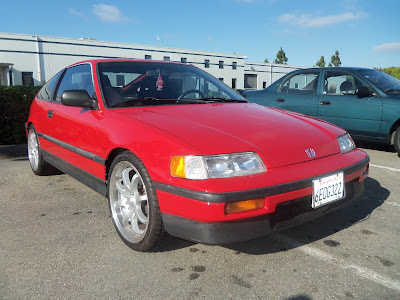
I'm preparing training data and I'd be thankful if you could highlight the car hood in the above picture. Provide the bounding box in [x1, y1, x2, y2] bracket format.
[113, 103, 344, 168]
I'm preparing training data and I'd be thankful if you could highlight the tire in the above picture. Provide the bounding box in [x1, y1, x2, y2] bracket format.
[394, 126, 400, 156]
[27, 125, 59, 176]
[107, 151, 164, 251]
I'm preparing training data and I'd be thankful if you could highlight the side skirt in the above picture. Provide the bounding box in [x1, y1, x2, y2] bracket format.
[42, 150, 107, 197]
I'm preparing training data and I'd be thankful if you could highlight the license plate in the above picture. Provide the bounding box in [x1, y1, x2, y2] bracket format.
[312, 172, 344, 208]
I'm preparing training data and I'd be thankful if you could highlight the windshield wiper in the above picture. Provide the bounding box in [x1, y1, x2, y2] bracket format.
[110, 97, 172, 108]
[110, 97, 208, 108]
[200, 97, 247, 103]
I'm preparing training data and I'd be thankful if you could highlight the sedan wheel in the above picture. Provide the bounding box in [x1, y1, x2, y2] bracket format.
[394, 126, 400, 156]
[108, 152, 163, 251]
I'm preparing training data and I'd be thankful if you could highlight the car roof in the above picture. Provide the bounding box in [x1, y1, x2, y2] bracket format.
[68, 58, 187, 68]
[292, 66, 374, 72]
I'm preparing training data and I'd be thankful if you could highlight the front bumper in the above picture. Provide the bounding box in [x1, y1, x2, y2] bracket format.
[155, 155, 369, 245]
[161, 179, 364, 244]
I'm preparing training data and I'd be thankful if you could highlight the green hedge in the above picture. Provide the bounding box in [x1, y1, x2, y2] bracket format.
[0, 86, 41, 145]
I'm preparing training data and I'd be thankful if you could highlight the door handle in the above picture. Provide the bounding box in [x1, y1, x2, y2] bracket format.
[320, 101, 331, 105]
[276, 98, 285, 103]
[48, 110, 54, 118]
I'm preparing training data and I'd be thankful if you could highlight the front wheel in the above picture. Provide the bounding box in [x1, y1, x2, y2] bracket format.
[393, 126, 400, 156]
[108, 151, 164, 251]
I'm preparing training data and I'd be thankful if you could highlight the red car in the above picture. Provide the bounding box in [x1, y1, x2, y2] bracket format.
[26, 59, 369, 251]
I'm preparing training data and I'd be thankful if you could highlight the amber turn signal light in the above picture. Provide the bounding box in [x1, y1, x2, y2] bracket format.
[170, 156, 186, 178]
[225, 199, 265, 214]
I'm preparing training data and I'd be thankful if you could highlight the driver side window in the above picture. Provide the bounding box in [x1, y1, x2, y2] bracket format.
[55, 64, 94, 102]
[323, 71, 366, 96]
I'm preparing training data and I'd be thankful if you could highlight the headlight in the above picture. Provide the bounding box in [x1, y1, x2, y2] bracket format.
[170, 152, 266, 180]
[337, 133, 355, 153]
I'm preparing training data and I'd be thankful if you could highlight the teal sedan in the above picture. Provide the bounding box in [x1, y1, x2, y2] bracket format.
[245, 67, 400, 155]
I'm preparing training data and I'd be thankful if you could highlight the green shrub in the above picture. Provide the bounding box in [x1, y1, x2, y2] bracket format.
[0, 86, 41, 145]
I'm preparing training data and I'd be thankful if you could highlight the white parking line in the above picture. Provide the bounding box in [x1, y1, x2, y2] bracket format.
[370, 164, 400, 173]
[274, 234, 400, 292]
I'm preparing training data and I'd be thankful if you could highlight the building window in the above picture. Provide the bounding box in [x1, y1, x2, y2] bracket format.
[9, 70, 13, 86]
[244, 74, 257, 89]
[116, 75, 125, 86]
[163, 56, 170, 61]
[22, 72, 34, 86]
[181, 57, 187, 63]
[263, 82, 267, 89]
[205, 59, 210, 68]
[232, 78, 237, 89]
[219, 78, 224, 82]
[219, 61, 224, 69]
[145, 55, 152, 60]
[232, 62, 237, 70]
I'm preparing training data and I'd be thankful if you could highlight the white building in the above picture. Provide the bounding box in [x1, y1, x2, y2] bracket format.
[0, 32, 305, 90]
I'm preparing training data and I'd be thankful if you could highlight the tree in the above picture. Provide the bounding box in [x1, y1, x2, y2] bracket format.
[382, 67, 400, 80]
[330, 50, 341, 67]
[264, 58, 269, 63]
[274, 47, 288, 64]
[316, 56, 326, 67]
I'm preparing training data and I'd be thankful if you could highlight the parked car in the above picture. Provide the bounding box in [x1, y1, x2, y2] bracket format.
[245, 67, 400, 155]
[26, 59, 369, 251]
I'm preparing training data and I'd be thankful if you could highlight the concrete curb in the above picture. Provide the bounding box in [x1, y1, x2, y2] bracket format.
[0, 144, 28, 159]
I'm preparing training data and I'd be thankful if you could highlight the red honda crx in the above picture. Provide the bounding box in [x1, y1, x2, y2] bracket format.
[26, 59, 369, 251]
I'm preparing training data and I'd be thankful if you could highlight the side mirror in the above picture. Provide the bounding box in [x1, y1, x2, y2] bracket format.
[356, 87, 372, 98]
[61, 90, 97, 109]
[236, 89, 246, 98]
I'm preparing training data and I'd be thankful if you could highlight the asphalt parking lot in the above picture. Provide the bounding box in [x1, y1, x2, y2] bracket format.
[0, 142, 399, 300]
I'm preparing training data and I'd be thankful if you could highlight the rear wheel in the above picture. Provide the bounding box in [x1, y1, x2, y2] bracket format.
[108, 151, 164, 251]
[394, 126, 400, 156]
[27, 126, 58, 175]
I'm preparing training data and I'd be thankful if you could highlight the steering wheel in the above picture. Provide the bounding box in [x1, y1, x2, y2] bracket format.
[177, 89, 205, 100]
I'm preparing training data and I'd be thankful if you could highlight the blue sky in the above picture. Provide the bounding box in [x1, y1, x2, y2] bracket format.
[1, 0, 399, 68]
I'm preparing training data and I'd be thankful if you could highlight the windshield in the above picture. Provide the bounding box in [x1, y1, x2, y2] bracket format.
[358, 69, 400, 94]
[98, 61, 246, 107]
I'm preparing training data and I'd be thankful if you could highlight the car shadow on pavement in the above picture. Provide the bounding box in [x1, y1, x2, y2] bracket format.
[354, 139, 396, 154]
[223, 177, 388, 255]
[11, 157, 29, 161]
[0, 144, 28, 159]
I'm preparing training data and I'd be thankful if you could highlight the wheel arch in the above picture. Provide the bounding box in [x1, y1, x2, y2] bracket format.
[26, 121, 33, 132]
[105, 147, 131, 181]
[389, 119, 400, 144]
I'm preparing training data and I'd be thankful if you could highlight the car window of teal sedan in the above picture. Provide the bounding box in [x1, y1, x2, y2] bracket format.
[279, 72, 319, 95]
[323, 71, 367, 96]
[358, 69, 400, 94]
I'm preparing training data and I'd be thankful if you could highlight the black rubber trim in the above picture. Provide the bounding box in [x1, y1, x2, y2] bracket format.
[37, 132, 105, 165]
[154, 156, 369, 203]
[42, 150, 107, 197]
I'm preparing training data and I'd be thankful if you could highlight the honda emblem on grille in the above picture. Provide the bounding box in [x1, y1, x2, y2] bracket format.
[305, 148, 316, 158]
